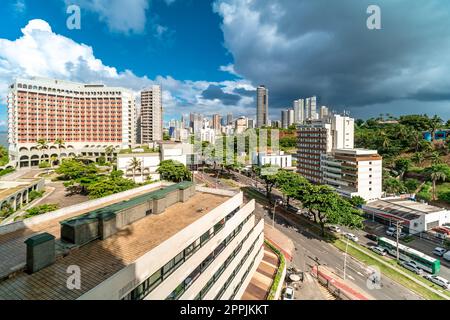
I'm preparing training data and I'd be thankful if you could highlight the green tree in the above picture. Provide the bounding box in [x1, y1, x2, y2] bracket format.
[36, 138, 48, 164]
[428, 115, 443, 141]
[105, 145, 116, 163]
[383, 177, 407, 195]
[255, 165, 279, 204]
[275, 170, 308, 206]
[394, 158, 411, 180]
[411, 152, 425, 167]
[157, 160, 192, 182]
[429, 151, 443, 165]
[128, 157, 142, 180]
[87, 174, 137, 199]
[428, 165, 448, 201]
[349, 196, 366, 208]
[404, 179, 420, 193]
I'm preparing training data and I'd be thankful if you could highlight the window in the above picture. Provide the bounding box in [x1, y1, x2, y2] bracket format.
[163, 260, 175, 277]
[200, 230, 211, 245]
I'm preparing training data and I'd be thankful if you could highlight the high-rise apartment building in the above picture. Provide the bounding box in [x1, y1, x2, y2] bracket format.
[8, 77, 136, 168]
[282, 109, 295, 129]
[319, 106, 329, 119]
[321, 149, 383, 201]
[256, 85, 268, 128]
[227, 113, 233, 126]
[141, 85, 163, 144]
[212, 114, 221, 132]
[0, 182, 264, 300]
[297, 115, 354, 183]
[293, 99, 305, 124]
[234, 116, 248, 134]
[304, 96, 317, 120]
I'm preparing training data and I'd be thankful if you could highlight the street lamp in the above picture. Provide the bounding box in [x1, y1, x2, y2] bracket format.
[272, 199, 283, 228]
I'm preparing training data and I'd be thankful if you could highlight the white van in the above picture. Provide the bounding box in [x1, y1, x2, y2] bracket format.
[444, 251, 450, 262]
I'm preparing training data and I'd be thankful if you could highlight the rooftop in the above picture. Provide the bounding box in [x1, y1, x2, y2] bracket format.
[0, 186, 230, 300]
[364, 199, 446, 221]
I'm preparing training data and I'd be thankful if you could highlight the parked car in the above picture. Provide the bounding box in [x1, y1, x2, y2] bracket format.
[393, 232, 407, 239]
[386, 227, 396, 236]
[432, 247, 447, 257]
[328, 225, 341, 233]
[365, 233, 378, 241]
[371, 246, 387, 256]
[401, 261, 423, 275]
[344, 233, 359, 242]
[423, 275, 450, 289]
[444, 251, 450, 262]
[283, 286, 295, 300]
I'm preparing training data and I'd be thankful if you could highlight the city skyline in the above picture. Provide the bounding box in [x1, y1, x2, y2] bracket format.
[1, 0, 450, 133]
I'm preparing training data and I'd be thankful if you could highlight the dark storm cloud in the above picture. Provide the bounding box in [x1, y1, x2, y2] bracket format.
[201, 84, 242, 105]
[233, 87, 255, 97]
[214, 0, 450, 117]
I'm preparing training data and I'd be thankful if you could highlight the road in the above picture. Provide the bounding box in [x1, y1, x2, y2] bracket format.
[251, 199, 423, 300]
[195, 170, 423, 299]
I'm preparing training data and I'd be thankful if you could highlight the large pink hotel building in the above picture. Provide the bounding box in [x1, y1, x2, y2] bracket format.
[7, 78, 136, 167]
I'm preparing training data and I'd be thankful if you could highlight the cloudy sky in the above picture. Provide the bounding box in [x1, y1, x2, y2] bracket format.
[0, 0, 449, 130]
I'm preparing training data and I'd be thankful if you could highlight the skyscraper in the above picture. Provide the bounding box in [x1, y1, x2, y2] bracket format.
[320, 106, 329, 119]
[293, 99, 305, 123]
[256, 85, 268, 128]
[281, 110, 289, 129]
[227, 113, 233, 125]
[212, 114, 221, 132]
[141, 85, 163, 143]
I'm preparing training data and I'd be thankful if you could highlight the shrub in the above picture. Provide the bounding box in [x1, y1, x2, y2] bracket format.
[24, 203, 59, 218]
[39, 161, 50, 169]
[29, 190, 45, 202]
[0, 167, 15, 177]
[265, 240, 286, 300]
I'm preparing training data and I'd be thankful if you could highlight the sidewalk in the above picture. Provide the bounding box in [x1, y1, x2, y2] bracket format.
[263, 223, 295, 261]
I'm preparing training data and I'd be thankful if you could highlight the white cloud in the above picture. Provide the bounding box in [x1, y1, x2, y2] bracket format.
[0, 19, 256, 122]
[65, 0, 150, 34]
[14, 0, 26, 13]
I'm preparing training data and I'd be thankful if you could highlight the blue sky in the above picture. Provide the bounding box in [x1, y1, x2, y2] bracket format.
[1, 0, 450, 131]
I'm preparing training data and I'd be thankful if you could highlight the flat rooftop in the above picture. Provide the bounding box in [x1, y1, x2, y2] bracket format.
[365, 199, 446, 221]
[0, 189, 230, 300]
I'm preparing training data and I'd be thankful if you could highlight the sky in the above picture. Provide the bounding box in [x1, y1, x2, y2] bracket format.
[0, 0, 449, 131]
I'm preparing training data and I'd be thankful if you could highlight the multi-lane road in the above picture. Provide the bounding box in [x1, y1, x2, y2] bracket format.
[195, 170, 423, 299]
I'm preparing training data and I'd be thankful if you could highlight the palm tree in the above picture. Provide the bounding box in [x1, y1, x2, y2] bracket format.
[128, 157, 142, 181]
[36, 138, 48, 165]
[430, 169, 446, 201]
[429, 115, 443, 141]
[429, 151, 443, 165]
[50, 155, 57, 168]
[105, 146, 116, 163]
[411, 152, 424, 167]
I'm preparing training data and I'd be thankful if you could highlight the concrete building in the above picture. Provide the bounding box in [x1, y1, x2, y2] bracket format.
[212, 114, 221, 133]
[281, 110, 288, 129]
[117, 149, 161, 183]
[0, 182, 264, 300]
[297, 115, 355, 183]
[227, 113, 233, 126]
[305, 96, 317, 120]
[256, 86, 269, 128]
[252, 151, 293, 169]
[140, 85, 163, 143]
[8, 77, 136, 168]
[0, 178, 45, 214]
[234, 117, 248, 134]
[190, 113, 203, 134]
[362, 199, 450, 235]
[319, 106, 329, 119]
[247, 119, 255, 129]
[200, 128, 216, 144]
[321, 149, 383, 201]
[293, 99, 305, 124]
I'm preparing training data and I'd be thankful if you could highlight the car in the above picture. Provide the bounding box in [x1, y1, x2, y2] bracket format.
[365, 233, 378, 241]
[371, 246, 387, 256]
[328, 225, 341, 233]
[386, 226, 396, 236]
[401, 261, 423, 275]
[283, 286, 295, 300]
[432, 247, 447, 257]
[424, 275, 450, 289]
[444, 251, 450, 262]
[344, 233, 359, 242]
[393, 232, 407, 239]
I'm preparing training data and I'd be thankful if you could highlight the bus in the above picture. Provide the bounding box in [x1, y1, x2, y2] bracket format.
[377, 237, 440, 275]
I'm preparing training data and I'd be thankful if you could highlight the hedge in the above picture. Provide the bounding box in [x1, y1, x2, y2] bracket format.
[265, 239, 286, 300]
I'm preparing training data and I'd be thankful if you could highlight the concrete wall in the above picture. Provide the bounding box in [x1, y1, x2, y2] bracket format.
[0, 181, 166, 235]
[78, 193, 249, 300]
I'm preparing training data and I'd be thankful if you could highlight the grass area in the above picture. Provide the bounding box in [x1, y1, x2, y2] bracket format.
[220, 178, 240, 188]
[334, 239, 450, 300]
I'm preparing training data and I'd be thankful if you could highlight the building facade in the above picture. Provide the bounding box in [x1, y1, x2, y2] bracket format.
[321, 149, 383, 201]
[8, 77, 136, 168]
[297, 115, 354, 184]
[140, 85, 163, 144]
[256, 85, 269, 128]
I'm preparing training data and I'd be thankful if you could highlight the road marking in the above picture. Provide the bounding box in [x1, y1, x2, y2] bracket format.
[348, 275, 355, 280]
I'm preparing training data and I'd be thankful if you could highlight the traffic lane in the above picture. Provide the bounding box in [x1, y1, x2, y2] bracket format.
[340, 225, 450, 281]
[252, 202, 422, 300]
